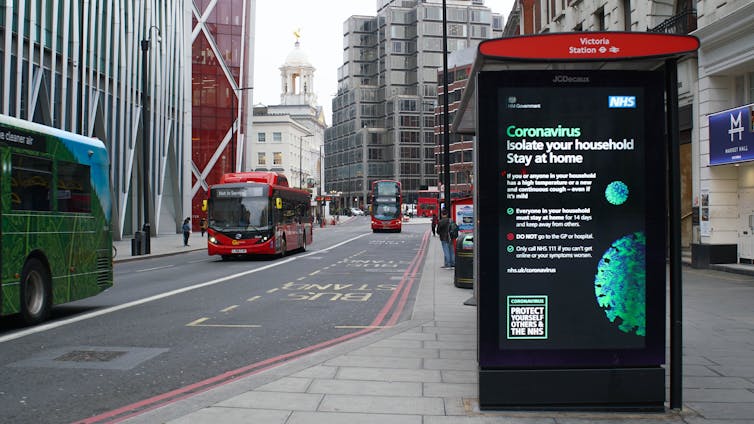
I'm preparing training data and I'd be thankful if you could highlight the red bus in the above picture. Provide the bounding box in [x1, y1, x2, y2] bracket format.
[205, 172, 312, 259]
[370, 180, 402, 232]
[416, 189, 440, 217]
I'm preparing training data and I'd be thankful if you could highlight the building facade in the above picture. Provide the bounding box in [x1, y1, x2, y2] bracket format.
[693, 1, 754, 264]
[435, 48, 476, 199]
[499, 0, 699, 249]
[191, 0, 256, 229]
[0, 0, 192, 240]
[325, 0, 502, 207]
[251, 39, 326, 193]
[504, 0, 754, 265]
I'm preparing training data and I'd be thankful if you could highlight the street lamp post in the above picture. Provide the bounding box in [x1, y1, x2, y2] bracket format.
[232, 86, 254, 173]
[136, 25, 160, 255]
[319, 144, 324, 227]
[299, 136, 303, 189]
[442, 0, 451, 215]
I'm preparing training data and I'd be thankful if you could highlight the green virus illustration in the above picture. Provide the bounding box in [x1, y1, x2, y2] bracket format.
[605, 181, 629, 205]
[594, 232, 646, 336]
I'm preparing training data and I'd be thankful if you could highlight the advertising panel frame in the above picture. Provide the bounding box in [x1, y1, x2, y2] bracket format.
[460, 32, 699, 411]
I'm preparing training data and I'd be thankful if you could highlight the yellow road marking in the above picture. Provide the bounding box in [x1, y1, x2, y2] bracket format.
[187, 317, 209, 326]
[247, 296, 261, 302]
[189, 323, 261, 328]
[221, 305, 239, 312]
[187, 317, 260, 328]
[334, 325, 393, 329]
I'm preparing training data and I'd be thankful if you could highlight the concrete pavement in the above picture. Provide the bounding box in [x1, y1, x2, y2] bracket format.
[114, 224, 754, 424]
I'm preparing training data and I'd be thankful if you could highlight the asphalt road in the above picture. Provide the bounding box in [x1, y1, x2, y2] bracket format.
[0, 217, 430, 424]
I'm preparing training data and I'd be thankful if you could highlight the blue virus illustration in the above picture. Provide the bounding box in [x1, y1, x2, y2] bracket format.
[594, 232, 646, 336]
[605, 181, 629, 205]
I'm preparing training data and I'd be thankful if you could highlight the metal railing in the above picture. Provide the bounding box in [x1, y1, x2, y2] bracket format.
[649, 9, 697, 34]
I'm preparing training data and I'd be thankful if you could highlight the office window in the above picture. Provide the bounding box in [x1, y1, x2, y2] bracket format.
[595, 7, 606, 30]
[274, 152, 283, 165]
[258, 152, 266, 165]
[257, 132, 266, 142]
[273, 132, 282, 142]
[734, 76, 745, 106]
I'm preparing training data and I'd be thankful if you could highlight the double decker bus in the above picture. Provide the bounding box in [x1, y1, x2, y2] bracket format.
[416, 188, 440, 217]
[205, 172, 312, 259]
[370, 180, 402, 232]
[0, 114, 113, 325]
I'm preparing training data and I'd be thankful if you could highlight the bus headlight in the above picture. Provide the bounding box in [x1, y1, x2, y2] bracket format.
[209, 236, 218, 244]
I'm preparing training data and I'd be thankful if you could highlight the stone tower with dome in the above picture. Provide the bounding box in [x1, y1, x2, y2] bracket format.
[251, 33, 327, 210]
[280, 33, 317, 107]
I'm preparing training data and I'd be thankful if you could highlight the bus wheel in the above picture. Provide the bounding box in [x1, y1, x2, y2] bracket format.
[20, 258, 51, 325]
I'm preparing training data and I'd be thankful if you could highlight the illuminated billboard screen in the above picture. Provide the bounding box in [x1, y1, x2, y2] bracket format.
[476, 70, 666, 368]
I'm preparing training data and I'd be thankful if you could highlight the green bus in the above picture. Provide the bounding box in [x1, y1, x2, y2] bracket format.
[0, 114, 113, 325]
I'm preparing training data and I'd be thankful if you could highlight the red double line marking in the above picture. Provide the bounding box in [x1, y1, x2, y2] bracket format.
[78, 230, 432, 424]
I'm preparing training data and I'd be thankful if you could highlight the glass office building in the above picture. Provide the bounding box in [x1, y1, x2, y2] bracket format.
[325, 0, 501, 206]
[191, 0, 256, 227]
[0, 1, 191, 239]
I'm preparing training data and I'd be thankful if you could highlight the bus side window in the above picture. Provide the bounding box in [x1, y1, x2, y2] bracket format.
[57, 160, 91, 213]
[12, 154, 53, 211]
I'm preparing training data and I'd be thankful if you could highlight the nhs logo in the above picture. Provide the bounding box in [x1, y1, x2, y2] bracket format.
[608, 96, 636, 108]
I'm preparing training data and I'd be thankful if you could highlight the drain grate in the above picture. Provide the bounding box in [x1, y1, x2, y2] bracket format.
[55, 350, 127, 362]
[9, 346, 169, 370]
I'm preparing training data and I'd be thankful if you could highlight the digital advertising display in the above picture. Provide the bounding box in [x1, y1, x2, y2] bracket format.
[476, 70, 667, 369]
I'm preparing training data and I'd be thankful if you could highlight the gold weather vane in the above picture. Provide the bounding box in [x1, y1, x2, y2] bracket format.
[294, 28, 301, 41]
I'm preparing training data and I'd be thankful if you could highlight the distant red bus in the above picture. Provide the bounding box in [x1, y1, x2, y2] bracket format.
[371, 180, 402, 232]
[417, 189, 440, 217]
[205, 172, 312, 259]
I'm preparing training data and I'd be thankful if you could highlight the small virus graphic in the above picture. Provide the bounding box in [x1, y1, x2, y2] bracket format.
[605, 181, 629, 205]
[594, 232, 646, 336]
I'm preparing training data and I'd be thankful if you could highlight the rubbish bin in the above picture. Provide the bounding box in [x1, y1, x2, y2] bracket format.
[131, 231, 142, 256]
[454, 233, 473, 289]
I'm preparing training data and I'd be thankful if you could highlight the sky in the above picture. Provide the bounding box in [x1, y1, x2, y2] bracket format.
[253, 0, 515, 124]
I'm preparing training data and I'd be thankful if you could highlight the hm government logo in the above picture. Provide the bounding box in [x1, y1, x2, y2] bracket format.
[507, 96, 541, 110]
[728, 111, 744, 142]
[608, 96, 636, 108]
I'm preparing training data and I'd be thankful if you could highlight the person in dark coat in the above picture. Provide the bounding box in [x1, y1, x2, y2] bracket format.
[182, 217, 191, 247]
[437, 211, 454, 268]
[199, 217, 208, 237]
[431, 213, 438, 236]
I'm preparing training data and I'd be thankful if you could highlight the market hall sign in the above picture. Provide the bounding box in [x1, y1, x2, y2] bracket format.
[708, 104, 754, 165]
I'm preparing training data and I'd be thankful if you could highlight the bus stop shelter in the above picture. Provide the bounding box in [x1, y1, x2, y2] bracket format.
[452, 32, 699, 411]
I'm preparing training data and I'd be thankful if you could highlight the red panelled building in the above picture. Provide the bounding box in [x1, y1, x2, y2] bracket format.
[191, 0, 255, 230]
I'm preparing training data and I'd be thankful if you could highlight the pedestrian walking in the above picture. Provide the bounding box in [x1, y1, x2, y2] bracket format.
[437, 211, 454, 268]
[182, 217, 191, 247]
[199, 217, 208, 237]
[431, 213, 438, 236]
